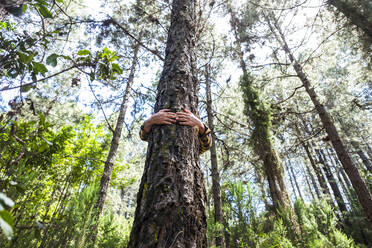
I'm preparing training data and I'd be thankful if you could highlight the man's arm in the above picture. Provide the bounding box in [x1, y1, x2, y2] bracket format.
[139, 109, 177, 141]
[139, 109, 212, 154]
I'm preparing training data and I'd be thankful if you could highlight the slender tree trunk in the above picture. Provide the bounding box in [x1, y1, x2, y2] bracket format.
[128, 1, 207, 247]
[285, 161, 298, 200]
[316, 149, 348, 213]
[327, 0, 372, 41]
[305, 161, 320, 199]
[255, 168, 269, 210]
[336, 117, 372, 174]
[288, 160, 303, 201]
[89, 43, 140, 246]
[302, 141, 330, 197]
[205, 66, 225, 248]
[304, 169, 315, 200]
[353, 145, 372, 174]
[267, 16, 372, 223]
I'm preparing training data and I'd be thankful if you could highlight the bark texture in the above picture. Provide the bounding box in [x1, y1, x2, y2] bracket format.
[128, 0, 207, 247]
[205, 67, 225, 248]
[267, 16, 372, 223]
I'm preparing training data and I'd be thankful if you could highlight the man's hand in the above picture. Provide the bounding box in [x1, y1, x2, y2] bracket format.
[143, 109, 177, 133]
[176, 109, 205, 135]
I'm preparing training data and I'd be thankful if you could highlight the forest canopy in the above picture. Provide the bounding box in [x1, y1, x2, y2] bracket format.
[0, 0, 371, 247]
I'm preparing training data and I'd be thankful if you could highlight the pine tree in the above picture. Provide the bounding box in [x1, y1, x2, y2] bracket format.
[128, 0, 207, 246]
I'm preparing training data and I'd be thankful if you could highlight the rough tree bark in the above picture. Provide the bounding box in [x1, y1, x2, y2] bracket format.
[205, 66, 225, 248]
[128, 0, 208, 247]
[89, 43, 140, 246]
[267, 16, 372, 223]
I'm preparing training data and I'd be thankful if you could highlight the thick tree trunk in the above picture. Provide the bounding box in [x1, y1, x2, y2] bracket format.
[267, 17, 372, 223]
[316, 149, 347, 213]
[128, 1, 207, 247]
[90, 43, 140, 246]
[205, 66, 225, 248]
[327, 0, 372, 41]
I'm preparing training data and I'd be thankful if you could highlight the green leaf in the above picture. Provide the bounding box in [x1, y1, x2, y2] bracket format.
[111, 63, 123, 74]
[61, 55, 72, 60]
[0, 211, 13, 227]
[19, 52, 34, 64]
[46, 54, 58, 67]
[33, 62, 48, 75]
[38, 5, 53, 18]
[77, 49, 91, 56]
[22, 4, 28, 13]
[20, 84, 32, 93]
[0, 214, 13, 240]
[55, 0, 64, 2]
[39, 112, 45, 127]
[89, 72, 95, 81]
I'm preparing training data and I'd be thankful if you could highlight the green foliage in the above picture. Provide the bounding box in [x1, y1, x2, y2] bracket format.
[239, 73, 273, 148]
[0, 193, 14, 240]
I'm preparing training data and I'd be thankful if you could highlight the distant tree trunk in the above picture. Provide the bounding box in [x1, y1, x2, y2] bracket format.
[327, 0, 372, 41]
[288, 160, 303, 201]
[128, 0, 207, 247]
[255, 168, 269, 210]
[267, 16, 372, 223]
[229, 8, 295, 222]
[89, 42, 140, 246]
[350, 144, 372, 174]
[304, 170, 315, 200]
[205, 66, 225, 248]
[302, 141, 330, 197]
[336, 117, 372, 174]
[285, 161, 298, 200]
[305, 161, 320, 199]
[316, 149, 348, 213]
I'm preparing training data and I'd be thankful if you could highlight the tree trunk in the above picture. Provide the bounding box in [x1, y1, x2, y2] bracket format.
[267, 16, 372, 223]
[316, 149, 347, 214]
[288, 160, 304, 201]
[353, 145, 372, 174]
[205, 66, 225, 248]
[285, 161, 298, 200]
[304, 169, 315, 200]
[229, 6, 292, 215]
[327, 0, 372, 41]
[128, 0, 207, 247]
[302, 141, 330, 197]
[255, 168, 269, 210]
[89, 43, 140, 246]
[305, 161, 320, 199]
